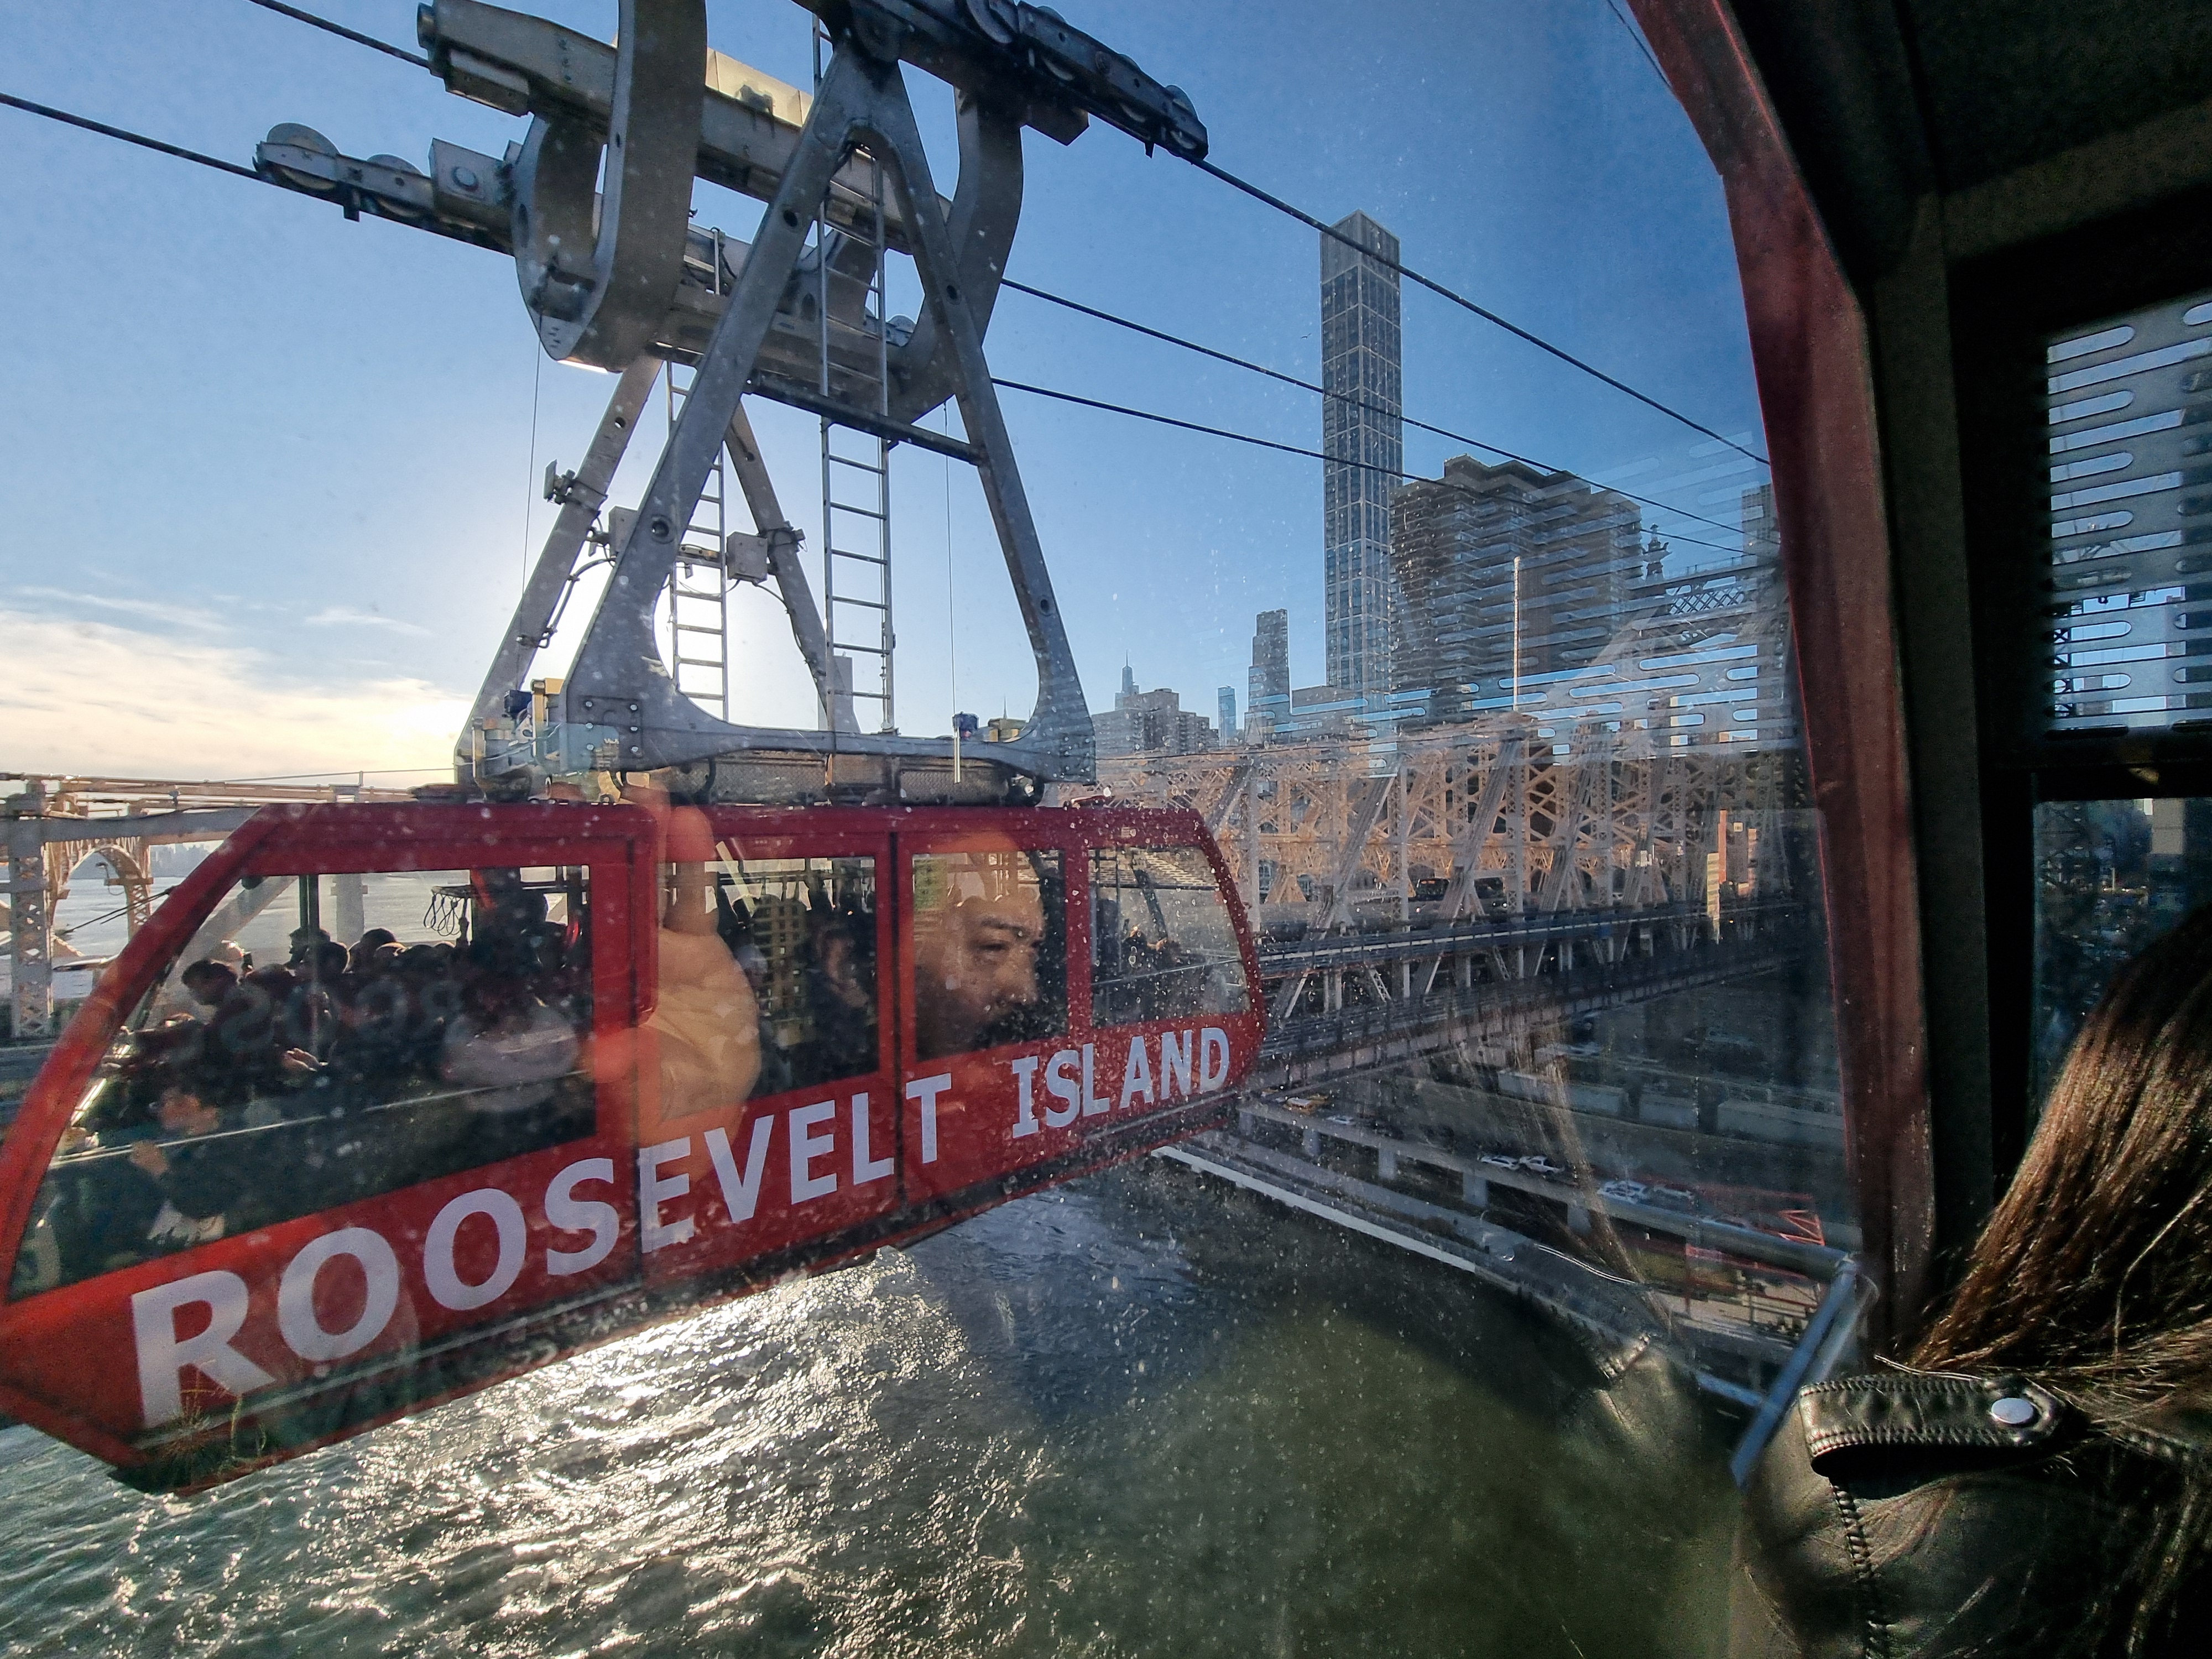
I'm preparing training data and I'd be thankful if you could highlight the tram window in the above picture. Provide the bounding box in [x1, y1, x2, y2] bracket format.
[2032, 797, 2212, 1115]
[658, 851, 879, 1110]
[2039, 289, 2212, 743]
[9, 867, 595, 1298]
[1090, 845, 1251, 1024]
[910, 849, 1067, 1060]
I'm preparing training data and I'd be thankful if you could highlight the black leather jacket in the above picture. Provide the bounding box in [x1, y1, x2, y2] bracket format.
[1731, 1371, 2212, 1657]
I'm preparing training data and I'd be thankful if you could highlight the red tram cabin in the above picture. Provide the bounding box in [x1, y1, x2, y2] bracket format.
[0, 800, 1262, 1490]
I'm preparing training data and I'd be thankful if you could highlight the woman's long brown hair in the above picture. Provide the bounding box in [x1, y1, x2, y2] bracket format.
[1914, 904, 2212, 1398]
[1912, 905, 2212, 1653]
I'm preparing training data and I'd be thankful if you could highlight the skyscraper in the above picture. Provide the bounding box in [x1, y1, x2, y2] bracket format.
[1247, 608, 1290, 739]
[1321, 211, 1404, 698]
[1218, 686, 1238, 742]
[1387, 455, 1642, 723]
[1248, 609, 1289, 705]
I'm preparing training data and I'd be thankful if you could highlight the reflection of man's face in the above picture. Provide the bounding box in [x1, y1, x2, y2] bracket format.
[916, 889, 1044, 1056]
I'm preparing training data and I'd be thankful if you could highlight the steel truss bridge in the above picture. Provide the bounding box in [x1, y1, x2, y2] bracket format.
[1251, 899, 1814, 1086]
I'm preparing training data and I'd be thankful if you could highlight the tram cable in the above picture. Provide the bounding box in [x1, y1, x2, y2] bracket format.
[226, 0, 1768, 471]
[237, 0, 432, 69]
[1187, 156, 1770, 470]
[1000, 277, 1749, 542]
[0, 88, 1751, 557]
[1601, 0, 1672, 92]
[991, 377, 1747, 559]
[0, 91, 266, 184]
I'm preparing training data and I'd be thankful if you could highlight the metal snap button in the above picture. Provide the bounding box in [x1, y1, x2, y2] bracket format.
[1989, 1394, 2039, 1427]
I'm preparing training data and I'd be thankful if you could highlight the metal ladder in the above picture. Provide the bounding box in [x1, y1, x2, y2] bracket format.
[815, 20, 895, 735]
[660, 357, 732, 721]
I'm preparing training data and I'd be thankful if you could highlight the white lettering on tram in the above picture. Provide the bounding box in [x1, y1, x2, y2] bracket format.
[132, 1155, 624, 1427]
[1201, 1027, 1230, 1093]
[278, 1227, 400, 1363]
[133, 1271, 275, 1429]
[423, 1190, 527, 1311]
[543, 1159, 619, 1276]
[852, 1093, 895, 1186]
[1120, 1039, 1155, 1110]
[1079, 1046, 1111, 1117]
[1008, 1059, 1039, 1139]
[704, 1118, 774, 1223]
[1159, 1031, 1193, 1098]
[1042, 1051, 1082, 1127]
[127, 1029, 1244, 1428]
[906, 1073, 951, 1161]
[788, 1100, 840, 1204]
[1001, 1027, 1232, 1140]
[638, 1138, 694, 1253]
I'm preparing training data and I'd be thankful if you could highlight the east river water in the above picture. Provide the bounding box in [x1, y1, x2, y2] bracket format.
[0, 1158, 1739, 1657]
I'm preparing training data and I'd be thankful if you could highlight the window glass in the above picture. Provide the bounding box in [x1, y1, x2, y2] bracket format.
[2039, 289, 2212, 741]
[4, 0, 1861, 1634]
[11, 868, 594, 1297]
[910, 849, 1067, 1059]
[2032, 796, 2212, 1113]
[654, 849, 878, 1112]
[1091, 844, 1251, 1024]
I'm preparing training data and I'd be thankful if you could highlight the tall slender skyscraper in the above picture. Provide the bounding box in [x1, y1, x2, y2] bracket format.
[1321, 211, 1404, 698]
[1246, 608, 1290, 742]
[1248, 609, 1290, 707]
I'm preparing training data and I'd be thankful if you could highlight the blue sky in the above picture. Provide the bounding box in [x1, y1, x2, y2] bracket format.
[1, 0, 1766, 779]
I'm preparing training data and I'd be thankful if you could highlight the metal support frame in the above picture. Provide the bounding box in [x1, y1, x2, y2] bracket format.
[561, 34, 1093, 780]
[463, 353, 662, 751]
[269, 0, 1213, 794]
[508, 0, 707, 368]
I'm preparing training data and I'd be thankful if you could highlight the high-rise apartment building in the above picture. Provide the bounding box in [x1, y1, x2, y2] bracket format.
[1245, 608, 1291, 740]
[1741, 480, 1779, 562]
[1093, 678, 1218, 758]
[1387, 455, 1642, 723]
[1248, 609, 1289, 706]
[1321, 212, 1403, 698]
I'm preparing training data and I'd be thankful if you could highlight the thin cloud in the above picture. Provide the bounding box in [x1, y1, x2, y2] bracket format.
[0, 609, 467, 778]
[17, 586, 225, 631]
[304, 606, 431, 636]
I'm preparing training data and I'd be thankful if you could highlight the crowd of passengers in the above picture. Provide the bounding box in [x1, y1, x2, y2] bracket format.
[1095, 918, 1209, 1024]
[26, 881, 591, 1288]
[24, 873, 890, 1290]
[649, 871, 880, 1117]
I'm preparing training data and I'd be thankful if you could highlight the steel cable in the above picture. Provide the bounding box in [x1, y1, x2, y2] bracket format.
[1001, 277, 1749, 541]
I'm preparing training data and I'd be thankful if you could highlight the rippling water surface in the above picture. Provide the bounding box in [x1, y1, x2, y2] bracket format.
[0, 1161, 1736, 1657]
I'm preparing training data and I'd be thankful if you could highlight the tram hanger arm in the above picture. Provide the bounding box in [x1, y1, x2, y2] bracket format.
[795, 0, 1207, 161]
[418, 0, 940, 253]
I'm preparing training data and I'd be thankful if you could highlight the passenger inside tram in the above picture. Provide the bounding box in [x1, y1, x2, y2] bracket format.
[11, 868, 601, 1297]
[124, 1087, 239, 1250]
[668, 850, 883, 1102]
[1735, 907, 2212, 1655]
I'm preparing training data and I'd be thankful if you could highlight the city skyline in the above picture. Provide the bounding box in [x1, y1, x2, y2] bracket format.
[2, 0, 1767, 779]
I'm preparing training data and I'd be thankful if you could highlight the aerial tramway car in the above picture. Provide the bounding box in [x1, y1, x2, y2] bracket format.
[0, 796, 1259, 1489]
[0, 0, 1262, 1488]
